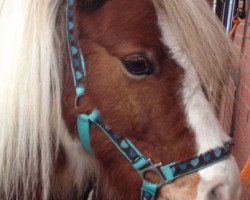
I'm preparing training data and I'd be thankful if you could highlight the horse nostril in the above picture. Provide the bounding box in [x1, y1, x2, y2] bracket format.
[208, 185, 223, 200]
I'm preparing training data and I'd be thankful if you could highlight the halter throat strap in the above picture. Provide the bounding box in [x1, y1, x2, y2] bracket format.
[66, 1, 233, 199]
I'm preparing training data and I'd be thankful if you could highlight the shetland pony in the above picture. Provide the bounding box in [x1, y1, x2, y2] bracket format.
[0, 0, 242, 199]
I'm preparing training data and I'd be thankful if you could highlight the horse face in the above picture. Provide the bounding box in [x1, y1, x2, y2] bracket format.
[63, 0, 241, 199]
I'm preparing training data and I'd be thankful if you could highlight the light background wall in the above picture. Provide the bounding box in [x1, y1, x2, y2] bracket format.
[232, 5, 250, 199]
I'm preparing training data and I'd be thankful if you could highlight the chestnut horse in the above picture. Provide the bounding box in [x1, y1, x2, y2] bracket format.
[0, 0, 242, 199]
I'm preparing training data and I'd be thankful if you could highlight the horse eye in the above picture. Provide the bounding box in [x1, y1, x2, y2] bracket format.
[121, 54, 154, 76]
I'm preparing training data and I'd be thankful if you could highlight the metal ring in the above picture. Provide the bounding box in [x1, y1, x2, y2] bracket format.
[74, 96, 81, 109]
[138, 161, 168, 188]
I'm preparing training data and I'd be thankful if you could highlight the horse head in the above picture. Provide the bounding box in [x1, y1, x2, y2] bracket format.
[62, 0, 241, 199]
[0, 0, 242, 199]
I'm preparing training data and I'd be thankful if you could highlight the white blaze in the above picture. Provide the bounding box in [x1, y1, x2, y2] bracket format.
[156, 11, 241, 200]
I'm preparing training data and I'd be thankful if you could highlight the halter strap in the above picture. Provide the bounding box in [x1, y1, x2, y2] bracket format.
[78, 109, 232, 199]
[66, 0, 86, 98]
[66, 1, 233, 199]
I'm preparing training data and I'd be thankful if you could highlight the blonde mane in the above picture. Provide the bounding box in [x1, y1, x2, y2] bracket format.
[152, 0, 241, 108]
[0, 0, 64, 199]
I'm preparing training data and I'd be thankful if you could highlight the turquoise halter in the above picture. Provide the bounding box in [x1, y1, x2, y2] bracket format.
[66, 1, 233, 199]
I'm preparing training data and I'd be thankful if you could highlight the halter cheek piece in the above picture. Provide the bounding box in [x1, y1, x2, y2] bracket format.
[66, 1, 233, 199]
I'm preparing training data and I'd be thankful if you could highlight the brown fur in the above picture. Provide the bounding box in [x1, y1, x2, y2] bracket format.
[62, 0, 198, 199]
[157, 173, 200, 200]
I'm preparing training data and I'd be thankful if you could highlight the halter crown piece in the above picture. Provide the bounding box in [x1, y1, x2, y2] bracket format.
[66, 1, 233, 199]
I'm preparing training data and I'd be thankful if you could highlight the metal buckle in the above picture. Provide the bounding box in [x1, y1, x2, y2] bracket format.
[138, 159, 169, 188]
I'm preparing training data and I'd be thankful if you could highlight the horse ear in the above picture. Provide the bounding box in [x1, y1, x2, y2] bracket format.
[77, 0, 106, 12]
